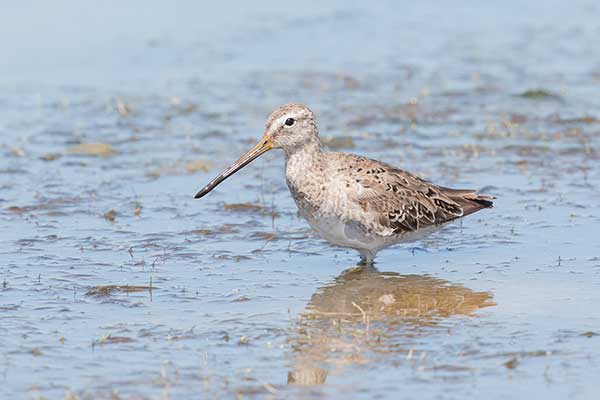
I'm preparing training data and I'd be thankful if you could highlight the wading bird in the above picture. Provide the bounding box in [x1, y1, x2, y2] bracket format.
[195, 104, 493, 264]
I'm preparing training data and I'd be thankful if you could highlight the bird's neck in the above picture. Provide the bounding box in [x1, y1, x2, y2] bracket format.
[284, 137, 325, 188]
[284, 137, 323, 167]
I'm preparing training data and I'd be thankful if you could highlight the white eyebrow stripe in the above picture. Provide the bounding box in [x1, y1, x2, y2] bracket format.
[276, 115, 294, 126]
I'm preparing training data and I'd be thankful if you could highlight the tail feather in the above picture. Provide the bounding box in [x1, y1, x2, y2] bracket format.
[439, 187, 495, 217]
[462, 192, 495, 207]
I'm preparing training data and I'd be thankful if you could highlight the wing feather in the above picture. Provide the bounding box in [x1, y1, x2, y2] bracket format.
[330, 153, 493, 236]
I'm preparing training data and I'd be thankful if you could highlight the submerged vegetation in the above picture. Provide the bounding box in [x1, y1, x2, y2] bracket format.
[1, 1, 600, 399]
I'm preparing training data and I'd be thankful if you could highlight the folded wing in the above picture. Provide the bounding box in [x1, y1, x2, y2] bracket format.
[334, 154, 494, 236]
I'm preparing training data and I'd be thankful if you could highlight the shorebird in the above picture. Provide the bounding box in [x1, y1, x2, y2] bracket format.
[195, 104, 493, 264]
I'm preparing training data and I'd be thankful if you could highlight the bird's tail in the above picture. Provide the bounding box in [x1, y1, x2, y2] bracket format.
[439, 187, 495, 217]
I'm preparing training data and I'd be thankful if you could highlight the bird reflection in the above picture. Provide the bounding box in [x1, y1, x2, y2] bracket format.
[287, 265, 495, 385]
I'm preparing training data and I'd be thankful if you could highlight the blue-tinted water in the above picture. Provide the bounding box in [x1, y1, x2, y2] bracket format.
[1, 1, 599, 399]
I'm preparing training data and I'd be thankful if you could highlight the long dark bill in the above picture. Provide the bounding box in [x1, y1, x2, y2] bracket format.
[194, 135, 273, 199]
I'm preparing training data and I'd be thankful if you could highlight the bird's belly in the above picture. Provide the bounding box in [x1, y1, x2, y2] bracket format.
[302, 210, 446, 252]
[301, 211, 387, 251]
[287, 177, 443, 252]
[288, 180, 373, 249]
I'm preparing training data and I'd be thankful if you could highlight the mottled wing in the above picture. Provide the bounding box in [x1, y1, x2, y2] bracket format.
[333, 153, 493, 236]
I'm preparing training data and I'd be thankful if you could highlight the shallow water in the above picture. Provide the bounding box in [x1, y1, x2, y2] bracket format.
[1, 1, 600, 399]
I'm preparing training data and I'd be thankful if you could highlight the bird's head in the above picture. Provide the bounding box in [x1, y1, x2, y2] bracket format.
[194, 103, 319, 199]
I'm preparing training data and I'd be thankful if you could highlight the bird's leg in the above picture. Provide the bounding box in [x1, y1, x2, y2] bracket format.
[358, 250, 376, 266]
[409, 246, 429, 255]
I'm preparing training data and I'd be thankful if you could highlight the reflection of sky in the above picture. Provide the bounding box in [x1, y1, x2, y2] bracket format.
[1, 0, 599, 88]
[1, 2, 599, 398]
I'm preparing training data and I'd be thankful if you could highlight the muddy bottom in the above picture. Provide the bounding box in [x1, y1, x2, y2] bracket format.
[1, 1, 600, 399]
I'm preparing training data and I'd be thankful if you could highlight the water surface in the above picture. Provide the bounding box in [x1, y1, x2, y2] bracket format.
[1, 1, 600, 399]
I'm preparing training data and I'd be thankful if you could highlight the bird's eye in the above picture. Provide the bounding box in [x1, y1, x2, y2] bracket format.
[284, 118, 296, 127]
